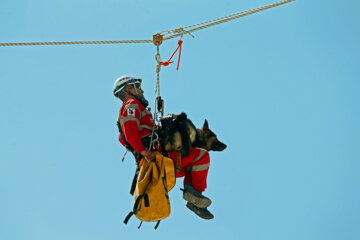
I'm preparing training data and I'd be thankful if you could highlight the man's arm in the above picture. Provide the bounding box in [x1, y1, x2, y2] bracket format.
[120, 103, 146, 154]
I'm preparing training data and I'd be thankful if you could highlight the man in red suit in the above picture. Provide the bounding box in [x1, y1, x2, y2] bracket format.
[114, 76, 214, 220]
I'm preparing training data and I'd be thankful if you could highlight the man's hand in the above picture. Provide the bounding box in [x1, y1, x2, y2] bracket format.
[140, 150, 152, 158]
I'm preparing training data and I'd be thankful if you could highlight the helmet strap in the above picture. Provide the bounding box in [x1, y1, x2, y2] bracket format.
[133, 84, 139, 95]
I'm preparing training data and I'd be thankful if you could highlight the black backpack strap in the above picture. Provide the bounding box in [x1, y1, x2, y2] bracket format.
[139, 193, 149, 207]
[144, 194, 149, 207]
[130, 165, 140, 195]
[124, 193, 149, 225]
[138, 221, 143, 229]
[154, 221, 161, 230]
[123, 212, 134, 224]
[133, 193, 149, 210]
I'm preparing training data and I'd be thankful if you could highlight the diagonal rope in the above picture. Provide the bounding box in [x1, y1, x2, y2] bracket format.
[184, 0, 295, 31]
[162, 0, 295, 40]
[0, 0, 295, 47]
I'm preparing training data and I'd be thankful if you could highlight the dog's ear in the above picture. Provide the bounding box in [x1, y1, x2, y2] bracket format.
[203, 119, 209, 129]
[178, 112, 187, 120]
[160, 117, 170, 127]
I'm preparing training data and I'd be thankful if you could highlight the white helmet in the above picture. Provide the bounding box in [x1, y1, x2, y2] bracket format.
[113, 75, 142, 99]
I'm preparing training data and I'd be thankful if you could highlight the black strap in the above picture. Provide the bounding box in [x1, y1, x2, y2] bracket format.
[124, 192, 149, 225]
[143, 194, 150, 207]
[162, 169, 168, 193]
[130, 166, 140, 195]
[154, 221, 161, 230]
[117, 119, 133, 152]
[117, 117, 141, 163]
[156, 96, 164, 115]
[133, 193, 150, 211]
[123, 212, 134, 224]
[133, 195, 142, 211]
[121, 151, 127, 162]
[138, 221, 143, 229]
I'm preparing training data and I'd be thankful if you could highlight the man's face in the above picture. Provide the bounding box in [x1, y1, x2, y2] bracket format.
[125, 83, 145, 98]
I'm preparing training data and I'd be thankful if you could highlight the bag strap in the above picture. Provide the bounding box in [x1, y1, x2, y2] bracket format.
[162, 173, 169, 194]
[138, 221, 143, 229]
[123, 193, 150, 225]
[123, 212, 134, 224]
[124, 216, 161, 230]
[129, 165, 140, 195]
[154, 221, 160, 230]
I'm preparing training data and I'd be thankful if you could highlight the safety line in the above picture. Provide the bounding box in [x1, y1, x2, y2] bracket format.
[162, 0, 295, 40]
[161, 0, 294, 38]
[0, 0, 295, 47]
[0, 39, 152, 47]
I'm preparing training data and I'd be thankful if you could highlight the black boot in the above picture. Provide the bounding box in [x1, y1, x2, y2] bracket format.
[182, 183, 212, 208]
[186, 202, 214, 220]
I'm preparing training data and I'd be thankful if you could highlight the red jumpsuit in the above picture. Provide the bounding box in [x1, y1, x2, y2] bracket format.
[118, 98, 210, 192]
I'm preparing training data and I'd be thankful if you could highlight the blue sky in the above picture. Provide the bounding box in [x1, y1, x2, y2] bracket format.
[1, 0, 359, 239]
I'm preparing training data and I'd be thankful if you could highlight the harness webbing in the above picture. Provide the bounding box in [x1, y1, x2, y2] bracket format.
[116, 117, 140, 162]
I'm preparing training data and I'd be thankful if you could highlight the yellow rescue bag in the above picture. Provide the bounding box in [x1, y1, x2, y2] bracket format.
[124, 151, 176, 229]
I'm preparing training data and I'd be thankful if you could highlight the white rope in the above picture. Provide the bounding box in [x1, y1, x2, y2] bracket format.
[155, 47, 162, 95]
[0, 0, 295, 47]
[162, 0, 295, 41]
[0, 39, 152, 47]
[148, 46, 163, 151]
[164, 0, 294, 36]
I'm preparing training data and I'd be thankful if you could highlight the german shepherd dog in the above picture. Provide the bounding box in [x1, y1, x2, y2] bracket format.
[158, 113, 227, 157]
[193, 119, 227, 151]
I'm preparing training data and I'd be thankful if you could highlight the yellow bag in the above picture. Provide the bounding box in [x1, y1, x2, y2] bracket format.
[124, 151, 176, 229]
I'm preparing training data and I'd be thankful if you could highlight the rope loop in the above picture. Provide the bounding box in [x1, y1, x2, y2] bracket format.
[160, 39, 183, 70]
[160, 27, 195, 39]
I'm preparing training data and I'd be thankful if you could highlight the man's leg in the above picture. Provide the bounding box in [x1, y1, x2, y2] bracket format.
[171, 148, 214, 219]
[186, 148, 210, 192]
[170, 148, 210, 192]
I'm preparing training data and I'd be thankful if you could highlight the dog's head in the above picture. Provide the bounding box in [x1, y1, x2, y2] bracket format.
[199, 120, 227, 151]
[159, 112, 192, 157]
